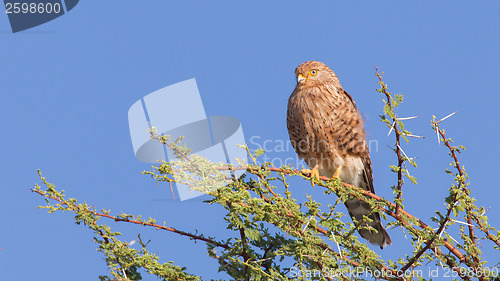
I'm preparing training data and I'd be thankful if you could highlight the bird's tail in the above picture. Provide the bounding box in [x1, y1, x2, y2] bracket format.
[344, 198, 392, 249]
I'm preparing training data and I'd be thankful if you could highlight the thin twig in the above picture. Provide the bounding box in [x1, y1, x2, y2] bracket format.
[435, 123, 479, 267]
[471, 213, 500, 248]
[31, 188, 230, 249]
[375, 67, 405, 217]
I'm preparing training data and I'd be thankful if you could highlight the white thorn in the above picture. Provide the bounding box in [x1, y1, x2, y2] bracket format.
[397, 116, 419, 121]
[397, 144, 411, 163]
[481, 207, 491, 216]
[451, 219, 474, 227]
[407, 134, 426, 139]
[437, 221, 448, 238]
[442, 230, 460, 245]
[435, 126, 441, 146]
[403, 162, 411, 178]
[302, 216, 313, 232]
[437, 111, 457, 123]
[254, 257, 273, 263]
[400, 225, 408, 240]
[331, 232, 343, 259]
[387, 121, 396, 137]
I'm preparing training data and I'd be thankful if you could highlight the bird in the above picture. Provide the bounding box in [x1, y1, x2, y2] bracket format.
[286, 61, 391, 248]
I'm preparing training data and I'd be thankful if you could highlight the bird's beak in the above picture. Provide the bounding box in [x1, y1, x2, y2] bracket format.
[297, 73, 306, 84]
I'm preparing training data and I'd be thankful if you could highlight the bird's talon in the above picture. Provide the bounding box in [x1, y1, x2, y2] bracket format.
[301, 167, 319, 186]
[332, 165, 343, 179]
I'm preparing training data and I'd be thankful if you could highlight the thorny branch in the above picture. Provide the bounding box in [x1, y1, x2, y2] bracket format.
[248, 171, 399, 280]
[31, 187, 230, 250]
[434, 119, 481, 268]
[470, 212, 500, 248]
[436, 123, 475, 238]
[375, 67, 405, 217]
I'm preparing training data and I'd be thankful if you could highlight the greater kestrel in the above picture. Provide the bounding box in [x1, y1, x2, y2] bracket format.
[287, 61, 391, 248]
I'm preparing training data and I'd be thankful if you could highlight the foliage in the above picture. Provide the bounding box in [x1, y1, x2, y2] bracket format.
[32, 69, 500, 280]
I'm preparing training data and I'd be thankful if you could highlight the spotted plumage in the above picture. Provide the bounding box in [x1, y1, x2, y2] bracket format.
[287, 61, 391, 248]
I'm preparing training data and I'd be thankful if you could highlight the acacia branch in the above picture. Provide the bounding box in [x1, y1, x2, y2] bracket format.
[375, 67, 405, 217]
[434, 120, 481, 270]
[259, 166, 473, 278]
[219, 165, 472, 270]
[470, 213, 500, 248]
[437, 125, 475, 240]
[399, 126, 466, 274]
[238, 228, 250, 281]
[244, 170, 401, 280]
[400, 185, 463, 275]
[315, 260, 334, 281]
[31, 188, 230, 250]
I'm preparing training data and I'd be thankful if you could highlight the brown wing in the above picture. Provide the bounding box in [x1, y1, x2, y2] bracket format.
[361, 156, 375, 194]
[346, 156, 392, 249]
[323, 87, 369, 159]
[342, 89, 358, 110]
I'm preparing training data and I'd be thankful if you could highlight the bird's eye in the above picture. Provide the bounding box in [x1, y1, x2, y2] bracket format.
[309, 69, 318, 76]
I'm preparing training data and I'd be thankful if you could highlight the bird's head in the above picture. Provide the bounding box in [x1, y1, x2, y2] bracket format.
[294, 61, 339, 88]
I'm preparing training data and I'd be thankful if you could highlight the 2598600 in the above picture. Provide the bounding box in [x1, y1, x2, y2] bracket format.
[5, 2, 62, 14]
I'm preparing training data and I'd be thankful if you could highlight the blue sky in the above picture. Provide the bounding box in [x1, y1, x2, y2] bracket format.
[1, 1, 499, 280]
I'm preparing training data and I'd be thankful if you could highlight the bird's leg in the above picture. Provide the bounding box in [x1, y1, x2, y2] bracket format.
[332, 165, 343, 179]
[301, 165, 320, 186]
